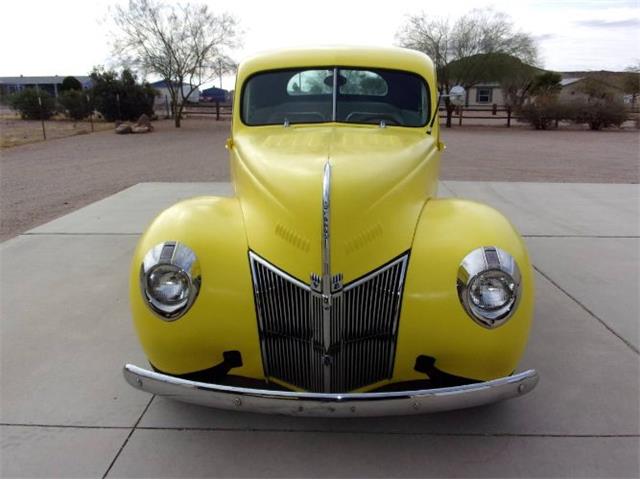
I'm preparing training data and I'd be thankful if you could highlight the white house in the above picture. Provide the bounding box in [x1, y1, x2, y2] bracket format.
[150, 80, 200, 105]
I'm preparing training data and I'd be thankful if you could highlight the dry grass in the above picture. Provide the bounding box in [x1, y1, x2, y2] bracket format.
[0, 114, 113, 148]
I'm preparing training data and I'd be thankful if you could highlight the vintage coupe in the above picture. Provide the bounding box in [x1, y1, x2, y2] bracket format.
[124, 46, 538, 416]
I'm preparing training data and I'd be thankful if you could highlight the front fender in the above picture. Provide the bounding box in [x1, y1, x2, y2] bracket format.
[129, 196, 263, 379]
[394, 198, 535, 382]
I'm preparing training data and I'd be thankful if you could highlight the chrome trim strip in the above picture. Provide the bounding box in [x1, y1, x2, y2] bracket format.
[386, 255, 408, 376]
[321, 161, 331, 283]
[248, 252, 278, 381]
[249, 251, 310, 291]
[124, 364, 539, 417]
[320, 161, 332, 391]
[344, 254, 408, 291]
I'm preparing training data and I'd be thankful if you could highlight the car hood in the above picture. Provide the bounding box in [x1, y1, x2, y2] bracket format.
[231, 125, 439, 283]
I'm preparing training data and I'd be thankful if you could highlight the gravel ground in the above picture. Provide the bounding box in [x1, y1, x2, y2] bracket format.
[1, 117, 113, 148]
[439, 125, 639, 183]
[1, 118, 638, 241]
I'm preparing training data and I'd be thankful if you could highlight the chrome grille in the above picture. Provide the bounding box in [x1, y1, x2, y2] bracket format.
[250, 252, 408, 393]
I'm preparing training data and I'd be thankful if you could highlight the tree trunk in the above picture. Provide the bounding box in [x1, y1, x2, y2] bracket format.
[174, 102, 182, 128]
[445, 98, 453, 128]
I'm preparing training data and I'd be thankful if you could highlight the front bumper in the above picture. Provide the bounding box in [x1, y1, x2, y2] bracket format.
[123, 364, 539, 417]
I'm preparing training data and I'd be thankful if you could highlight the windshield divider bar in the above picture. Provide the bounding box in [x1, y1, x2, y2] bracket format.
[332, 68, 337, 122]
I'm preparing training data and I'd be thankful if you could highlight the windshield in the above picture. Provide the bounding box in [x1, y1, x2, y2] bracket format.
[241, 67, 429, 127]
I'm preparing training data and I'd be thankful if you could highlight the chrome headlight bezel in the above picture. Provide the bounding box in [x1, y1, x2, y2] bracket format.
[140, 241, 201, 321]
[457, 246, 521, 329]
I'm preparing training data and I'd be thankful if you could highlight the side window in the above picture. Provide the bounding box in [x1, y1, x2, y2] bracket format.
[286, 70, 333, 95]
[476, 87, 493, 103]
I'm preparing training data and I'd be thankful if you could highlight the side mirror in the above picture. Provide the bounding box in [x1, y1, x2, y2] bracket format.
[448, 86, 466, 106]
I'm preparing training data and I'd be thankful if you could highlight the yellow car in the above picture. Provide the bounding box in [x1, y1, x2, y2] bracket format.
[124, 46, 538, 416]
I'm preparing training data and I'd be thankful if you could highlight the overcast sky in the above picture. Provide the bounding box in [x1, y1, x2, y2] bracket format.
[1, 0, 638, 89]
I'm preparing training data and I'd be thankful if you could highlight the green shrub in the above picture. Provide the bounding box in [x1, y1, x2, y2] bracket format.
[572, 100, 629, 130]
[61, 76, 83, 92]
[59, 90, 92, 120]
[517, 98, 574, 130]
[530, 72, 562, 97]
[89, 68, 156, 122]
[8, 88, 56, 120]
[0, 85, 11, 105]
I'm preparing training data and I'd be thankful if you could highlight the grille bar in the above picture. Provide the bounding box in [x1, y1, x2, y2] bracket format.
[250, 251, 408, 393]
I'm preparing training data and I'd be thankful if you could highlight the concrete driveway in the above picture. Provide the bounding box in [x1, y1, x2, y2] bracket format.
[1, 181, 638, 478]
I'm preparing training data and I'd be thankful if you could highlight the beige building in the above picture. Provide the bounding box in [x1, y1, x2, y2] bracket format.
[458, 73, 630, 108]
[463, 82, 506, 107]
[558, 76, 626, 103]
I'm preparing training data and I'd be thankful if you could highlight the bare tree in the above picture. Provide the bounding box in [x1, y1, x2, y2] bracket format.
[396, 9, 538, 127]
[624, 63, 640, 109]
[111, 0, 241, 127]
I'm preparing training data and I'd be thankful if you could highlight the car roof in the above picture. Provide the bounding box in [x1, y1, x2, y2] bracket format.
[236, 46, 435, 87]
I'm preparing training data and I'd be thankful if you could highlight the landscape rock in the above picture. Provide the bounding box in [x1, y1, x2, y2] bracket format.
[136, 114, 151, 127]
[131, 125, 151, 134]
[115, 123, 132, 134]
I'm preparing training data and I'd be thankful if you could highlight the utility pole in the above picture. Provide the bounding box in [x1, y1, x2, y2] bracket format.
[36, 84, 46, 140]
[116, 93, 122, 121]
[86, 94, 94, 132]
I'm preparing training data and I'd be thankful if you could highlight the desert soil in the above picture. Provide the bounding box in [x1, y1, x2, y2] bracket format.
[1, 119, 638, 241]
[1, 117, 113, 148]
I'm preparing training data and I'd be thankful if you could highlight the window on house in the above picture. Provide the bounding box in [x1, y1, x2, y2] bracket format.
[476, 87, 492, 103]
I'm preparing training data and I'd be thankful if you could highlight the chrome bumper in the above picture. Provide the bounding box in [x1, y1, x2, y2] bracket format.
[123, 364, 538, 417]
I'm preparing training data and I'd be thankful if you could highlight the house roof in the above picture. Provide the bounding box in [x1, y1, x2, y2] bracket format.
[560, 71, 634, 92]
[473, 82, 501, 87]
[149, 80, 196, 88]
[0, 75, 91, 85]
[560, 77, 583, 87]
[202, 86, 229, 94]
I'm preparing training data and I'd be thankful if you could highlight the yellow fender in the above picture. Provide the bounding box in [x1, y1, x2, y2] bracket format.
[129, 196, 263, 379]
[394, 198, 534, 382]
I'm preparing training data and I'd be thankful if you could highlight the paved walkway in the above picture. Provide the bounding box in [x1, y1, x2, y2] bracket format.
[1, 182, 638, 477]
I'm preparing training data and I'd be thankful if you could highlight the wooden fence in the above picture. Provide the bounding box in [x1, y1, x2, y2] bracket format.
[179, 103, 514, 125]
[170, 101, 638, 126]
[439, 104, 518, 127]
[182, 102, 233, 120]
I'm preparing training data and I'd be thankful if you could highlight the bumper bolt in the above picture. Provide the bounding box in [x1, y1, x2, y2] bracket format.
[233, 397, 242, 407]
[518, 384, 525, 394]
[136, 378, 143, 387]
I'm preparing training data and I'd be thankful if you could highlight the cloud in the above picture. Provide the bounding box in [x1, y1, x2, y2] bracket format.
[575, 18, 640, 28]
[533, 33, 557, 41]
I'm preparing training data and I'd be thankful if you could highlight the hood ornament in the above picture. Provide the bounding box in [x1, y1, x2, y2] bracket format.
[310, 161, 344, 391]
[311, 162, 343, 296]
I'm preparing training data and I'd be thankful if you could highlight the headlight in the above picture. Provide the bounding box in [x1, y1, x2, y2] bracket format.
[457, 246, 521, 328]
[140, 241, 201, 320]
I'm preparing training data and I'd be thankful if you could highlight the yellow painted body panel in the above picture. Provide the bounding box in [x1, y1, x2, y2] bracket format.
[129, 196, 263, 379]
[396, 199, 534, 381]
[129, 46, 533, 388]
[230, 125, 440, 283]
